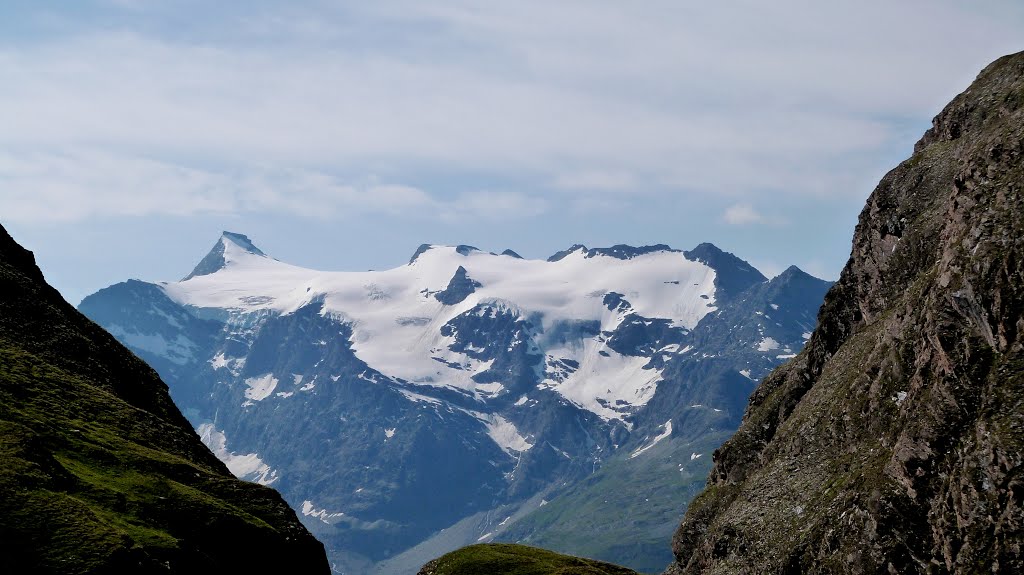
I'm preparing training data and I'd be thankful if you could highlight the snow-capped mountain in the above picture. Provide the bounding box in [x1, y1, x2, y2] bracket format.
[79, 232, 831, 573]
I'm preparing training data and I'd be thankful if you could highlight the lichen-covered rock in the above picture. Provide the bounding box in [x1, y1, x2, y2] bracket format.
[665, 51, 1024, 574]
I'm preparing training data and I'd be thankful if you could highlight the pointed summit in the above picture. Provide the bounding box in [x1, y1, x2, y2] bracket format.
[547, 244, 588, 262]
[182, 231, 266, 281]
[684, 242, 767, 300]
[409, 244, 434, 265]
[772, 265, 813, 282]
[221, 231, 265, 257]
[435, 266, 482, 305]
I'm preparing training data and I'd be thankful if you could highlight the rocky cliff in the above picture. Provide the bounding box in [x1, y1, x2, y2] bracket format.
[0, 223, 329, 574]
[666, 51, 1024, 574]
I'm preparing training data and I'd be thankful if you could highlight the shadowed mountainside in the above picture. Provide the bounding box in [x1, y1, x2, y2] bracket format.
[0, 224, 330, 574]
[667, 50, 1024, 574]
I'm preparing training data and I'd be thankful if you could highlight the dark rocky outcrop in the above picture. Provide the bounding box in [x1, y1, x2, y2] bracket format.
[666, 51, 1024, 574]
[435, 265, 483, 305]
[0, 224, 329, 574]
[683, 243, 768, 301]
[547, 243, 679, 262]
[183, 231, 266, 280]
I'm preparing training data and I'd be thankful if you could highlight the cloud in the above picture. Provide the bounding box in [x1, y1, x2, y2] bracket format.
[721, 202, 793, 227]
[551, 170, 638, 192]
[445, 191, 548, 221]
[0, 0, 1021, 224]
[0, 149, 545, 223]
[722, 203, 765, 226]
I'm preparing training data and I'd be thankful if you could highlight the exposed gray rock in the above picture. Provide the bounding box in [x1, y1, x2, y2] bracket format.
[666, 50, 1024, 575]
[435, 266, 483, 305]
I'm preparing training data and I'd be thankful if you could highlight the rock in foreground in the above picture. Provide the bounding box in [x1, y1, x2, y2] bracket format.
[666, 51, 1024, 574]
[0, 223, 329, 574]
[419, 543, 640, 575]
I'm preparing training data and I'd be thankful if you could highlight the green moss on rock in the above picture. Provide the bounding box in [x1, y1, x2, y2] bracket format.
[418, 543, 641, 575]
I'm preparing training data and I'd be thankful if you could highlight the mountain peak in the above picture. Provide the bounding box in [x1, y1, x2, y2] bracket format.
[547, 244, 588, 262]
[770, 266, 835, 286]
[547, 243, 678, 262]
[435, 265, 483, 305]
[182, 231, 267, 281]
[409, 244, 482, 265]
[774, 264, 810, 280]
[683, 243, 767, 300]
[221, 231, 265, 256]
[409, 244, 434, 264]
[684, 242, 723, 258]
[0, 223, 44, 285]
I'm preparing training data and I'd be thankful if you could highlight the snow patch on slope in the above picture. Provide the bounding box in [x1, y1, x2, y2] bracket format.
[210, 352, 230, 370]
[301, 500, 345, 524]
[197, 423, 278, 485]
[480, 414, 533, 456]
[542, 341, 662, 421]
[105, 324, 196, 365]
[630, 420, 673, 459]
[243, 374, 279, 401]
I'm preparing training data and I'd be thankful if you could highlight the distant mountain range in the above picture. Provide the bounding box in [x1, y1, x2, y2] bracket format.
[80, 235, 831, 573]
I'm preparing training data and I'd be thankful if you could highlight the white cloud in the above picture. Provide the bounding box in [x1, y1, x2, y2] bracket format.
[0, 149, 542, 223]
[0, 1, 1021, 223]
[447, 191, 548, 220]
[551, 170, 638, 192]
[722, 204, 764, 226]
[721, 202, 792, 227]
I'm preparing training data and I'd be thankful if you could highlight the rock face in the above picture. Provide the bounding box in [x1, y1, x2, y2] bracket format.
[0, 224, 330, 574]
[79, 236, 830, 573]
[183, 231, 265, 280]
[666, 51, 1024, 574]
[435, 266, 483, 305]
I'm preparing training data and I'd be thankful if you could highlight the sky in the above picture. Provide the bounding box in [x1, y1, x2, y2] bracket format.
[2, 1, 1022, 305]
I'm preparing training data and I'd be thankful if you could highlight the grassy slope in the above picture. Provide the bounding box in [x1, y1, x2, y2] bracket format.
[419, 543, 641, 575]
[500, 433, 728, 574]
[0, 225, 329, 574]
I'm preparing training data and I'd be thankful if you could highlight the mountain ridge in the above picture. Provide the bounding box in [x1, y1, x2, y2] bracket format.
[665, 49, 1024, 575]
[182, 231, 268, 281]
[0, 223, 330, 574]
[80, 234, 831, 573]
